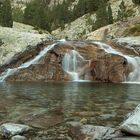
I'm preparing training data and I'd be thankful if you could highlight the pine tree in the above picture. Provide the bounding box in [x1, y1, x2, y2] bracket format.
[94, 0, 109, 30]
[117, 0, 127, 21]
[12, 7, 24, 23]
[23, 0, 49, 30]
[132, 0, 140, 5]
[108, 3, 113, 24]
[0, 0, 13, 27]
[132, 0, 140, 14]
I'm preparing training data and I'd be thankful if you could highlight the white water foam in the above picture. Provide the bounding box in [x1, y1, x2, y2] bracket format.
[94, 42, 140, 83]
[62, 50, 86, 81]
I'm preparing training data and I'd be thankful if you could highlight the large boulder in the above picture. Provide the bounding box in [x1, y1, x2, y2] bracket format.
[0, 23, 53, 66]
[0, 123, 31, 138]
[67, 121, 123, 140]
[120, 104, 140, 136]
[0, 40, 132, 83]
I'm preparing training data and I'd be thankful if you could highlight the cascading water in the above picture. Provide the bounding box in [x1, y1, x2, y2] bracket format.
[94, 42, 140, 83]
[1, 39, 140, 83]
[0, 40, 65, 82]
[62, 50, 86, 81]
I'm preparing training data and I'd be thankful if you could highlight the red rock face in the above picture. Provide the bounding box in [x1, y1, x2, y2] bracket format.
[1, 40, 133, 83]
[91, 54, 128, 82]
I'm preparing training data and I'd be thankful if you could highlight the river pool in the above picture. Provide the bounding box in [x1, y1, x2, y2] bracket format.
[0, 82, 140, 128]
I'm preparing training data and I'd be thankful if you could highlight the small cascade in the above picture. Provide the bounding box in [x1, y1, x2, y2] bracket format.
[0, 40, 66, 82]
[62, 50, 85, 81]
[94, 42, 140, 83]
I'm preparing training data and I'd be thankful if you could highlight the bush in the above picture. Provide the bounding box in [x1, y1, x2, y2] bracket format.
[123, 24, 140, 36]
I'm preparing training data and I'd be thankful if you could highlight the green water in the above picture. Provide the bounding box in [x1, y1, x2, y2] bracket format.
[0, 82, 140, 127]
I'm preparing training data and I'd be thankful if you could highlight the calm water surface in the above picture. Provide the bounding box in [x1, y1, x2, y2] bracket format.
[0, 82, 140, 127]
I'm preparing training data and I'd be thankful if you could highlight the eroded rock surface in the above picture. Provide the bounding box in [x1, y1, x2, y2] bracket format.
[67, 121, 123, 140]
[0, 40, 133, 83]
[0, 24, 53, 66]
[120, 104, 140, 136]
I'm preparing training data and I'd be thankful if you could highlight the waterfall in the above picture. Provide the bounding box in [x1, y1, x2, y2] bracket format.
[0, 40, 65, 82]
[94, 42, 140, 83]
[1, 40, 140, 83]
[62, 50, 85, 81]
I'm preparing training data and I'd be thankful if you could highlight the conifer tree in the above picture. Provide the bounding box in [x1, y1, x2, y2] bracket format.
[94, 0, 109, 30]
[23, 0, 49, 30]
[132, 0, 140, 5]
[108, 3, 113, 24]
[0, 0, 13, 27]
[117, 0, 127, 21]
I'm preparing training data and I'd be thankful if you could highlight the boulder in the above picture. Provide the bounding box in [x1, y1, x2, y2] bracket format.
[0, 24, 53, 66]
[113, 37, 140, 55]
[0, 123, 31, 137]
[0, 40, 134, 83]
[113, 137, 140, 140]
[67, 121, 123, 140]
[11, 135, 27, 140]
[120, 104, 140, 136]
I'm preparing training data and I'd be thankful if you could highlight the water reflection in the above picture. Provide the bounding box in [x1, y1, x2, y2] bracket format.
[0, 82, 140, 126]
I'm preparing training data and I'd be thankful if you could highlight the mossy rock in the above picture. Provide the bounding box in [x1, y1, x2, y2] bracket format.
[123, 24, 140, 36]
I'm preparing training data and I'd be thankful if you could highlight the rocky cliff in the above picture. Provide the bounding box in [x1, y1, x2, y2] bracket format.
[0, 22, 53, 66]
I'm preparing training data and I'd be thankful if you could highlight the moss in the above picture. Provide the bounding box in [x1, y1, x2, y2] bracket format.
[126, 8, 134, 17]
[123, 24, 140, 36]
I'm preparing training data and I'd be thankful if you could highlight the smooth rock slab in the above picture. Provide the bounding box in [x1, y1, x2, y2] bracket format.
[113, 137, 140, 140]
[120, 104, 140, 136]
[67, 121, 123, 140]
[11, 135, 27, 140]
[0, 123, 31, 137]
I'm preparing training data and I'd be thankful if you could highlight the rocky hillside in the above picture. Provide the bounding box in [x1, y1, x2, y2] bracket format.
[86, 16, 140, 40]
[0, 22, 53, 66]
[52, 0, 139, 39]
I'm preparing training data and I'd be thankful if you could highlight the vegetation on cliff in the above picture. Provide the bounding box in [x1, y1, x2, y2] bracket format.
[0, 0, 139, 38]
[0, 0, 13, 27]
[23, 0, 99, 31]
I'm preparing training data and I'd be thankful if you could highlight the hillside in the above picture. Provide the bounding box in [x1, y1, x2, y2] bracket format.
[52, 0, 139, 39]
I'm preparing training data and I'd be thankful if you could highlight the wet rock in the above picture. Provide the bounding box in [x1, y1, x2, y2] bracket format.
[91, 53, 128, 82]
[113, 37, 140, 55]
[11, 135, 27, 140]
[22, 114, 63, 129]
[3, 40, 132, 83]
[113, 136, 140, 140]
[120, 104, 140, 136]
[0, 123, 31, 137]
[67, 121, 123, 140]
